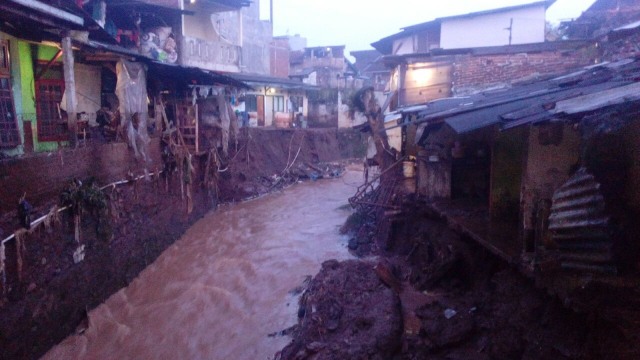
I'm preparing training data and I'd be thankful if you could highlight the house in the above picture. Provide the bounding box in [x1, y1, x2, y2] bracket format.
[179, 0, 271, 74]
[226, 72, 316, 128]
[0, 0, 249, 157]
[370, 0, 596, 110]
[351, 50, 390, 93]
[289, 45, 350, 88]
[0, 0, 320, 159]
[371, 0, 553, 56]
[0, 0, 106, 155]
[288, 45, 363, 127]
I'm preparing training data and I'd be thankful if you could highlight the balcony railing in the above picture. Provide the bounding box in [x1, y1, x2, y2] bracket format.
[180, 36, 241, 72]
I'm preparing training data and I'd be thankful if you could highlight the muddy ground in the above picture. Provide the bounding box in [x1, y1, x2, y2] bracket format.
[0, 128, 365, 360]
[278, 199, 640, 360]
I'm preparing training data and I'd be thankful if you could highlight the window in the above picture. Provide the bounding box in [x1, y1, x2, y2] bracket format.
[290, 95, 303, 113]
[0, 40, 20, 148]
[273, 96, 284, 112]
[0, 40, 9, 77]
[0, 77, 20, 148]
[245, 95, 257, 112]
[36, 80, 66, 141]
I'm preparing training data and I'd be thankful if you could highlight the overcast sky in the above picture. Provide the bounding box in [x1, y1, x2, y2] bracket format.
[263, 0, 597, 55]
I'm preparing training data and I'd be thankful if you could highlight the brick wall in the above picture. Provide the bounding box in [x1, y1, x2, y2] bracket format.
[452, 49, 595, 96]
[0, 139, 161, 215]
[270, 38, 290, 78]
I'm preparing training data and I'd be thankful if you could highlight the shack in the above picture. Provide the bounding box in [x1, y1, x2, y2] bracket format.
[407, 57, 640, 276]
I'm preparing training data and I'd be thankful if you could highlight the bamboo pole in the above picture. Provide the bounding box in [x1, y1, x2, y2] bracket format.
[62, 35, 78, 147]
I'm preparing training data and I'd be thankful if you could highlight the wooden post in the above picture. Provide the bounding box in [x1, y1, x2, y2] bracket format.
[62, 35, 78, 147]
[74, 214, 81, 244]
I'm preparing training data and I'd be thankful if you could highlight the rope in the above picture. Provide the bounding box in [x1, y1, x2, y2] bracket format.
[1, 170, 164, 246]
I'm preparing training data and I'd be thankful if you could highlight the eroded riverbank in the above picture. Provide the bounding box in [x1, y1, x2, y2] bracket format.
[43, 167, 363, 360]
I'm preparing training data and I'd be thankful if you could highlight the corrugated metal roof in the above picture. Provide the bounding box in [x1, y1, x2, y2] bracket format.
[146, 61, 250, 89]
[227, 73, 318, 91]
[384, 113, 402, 123]
[614, 19, 640, 31]
[410, 57, 640, 138]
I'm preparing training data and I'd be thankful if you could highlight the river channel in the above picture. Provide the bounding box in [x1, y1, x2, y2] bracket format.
[43, 167, 362, 360]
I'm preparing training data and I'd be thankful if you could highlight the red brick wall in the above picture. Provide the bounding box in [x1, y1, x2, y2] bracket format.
[452, 50, 595, 95]
[271, 38, 290, 78]
[0, 139, 161, 215]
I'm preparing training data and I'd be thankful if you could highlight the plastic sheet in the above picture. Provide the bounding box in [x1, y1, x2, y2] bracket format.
[0, 242, 5, 295]
[116, 60, 151, 164]
[139, 27, 178, 64]
[216, 92, 231, 156]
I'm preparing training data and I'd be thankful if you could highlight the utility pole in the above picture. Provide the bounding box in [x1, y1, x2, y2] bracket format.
[505, 18, 513, 45]
[270, 0, 274, 24]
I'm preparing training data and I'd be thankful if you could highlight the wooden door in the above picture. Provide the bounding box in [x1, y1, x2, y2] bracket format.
[257, 95, 265, 127]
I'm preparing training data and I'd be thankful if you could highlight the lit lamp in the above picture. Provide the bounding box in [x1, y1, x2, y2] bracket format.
[412, 68, 433, 87]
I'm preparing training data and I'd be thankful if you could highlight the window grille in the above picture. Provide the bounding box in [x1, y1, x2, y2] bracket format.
[0, 76, 20, 148]
[35, 80, 66, 141]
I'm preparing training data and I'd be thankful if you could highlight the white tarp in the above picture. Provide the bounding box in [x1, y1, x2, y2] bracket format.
[116, 60, 150, 164]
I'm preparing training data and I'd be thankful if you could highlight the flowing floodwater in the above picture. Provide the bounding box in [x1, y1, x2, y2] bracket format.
[43, 167, 362, 360]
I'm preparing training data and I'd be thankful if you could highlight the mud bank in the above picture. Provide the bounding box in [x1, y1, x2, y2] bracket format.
[0, 128, 364, 360]
[279, 200, 639, 360]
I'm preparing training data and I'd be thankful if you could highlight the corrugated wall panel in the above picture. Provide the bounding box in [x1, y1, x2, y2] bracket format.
[549, 168, 615, 273]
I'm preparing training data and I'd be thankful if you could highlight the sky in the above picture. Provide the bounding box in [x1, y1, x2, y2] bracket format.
[262, 0, 597, 55]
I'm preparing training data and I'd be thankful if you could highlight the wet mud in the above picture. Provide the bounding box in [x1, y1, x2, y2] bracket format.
[280, 202, 640, 360]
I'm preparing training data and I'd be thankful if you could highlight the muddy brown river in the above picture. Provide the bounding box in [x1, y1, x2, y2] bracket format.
[43, 168, 362, 360]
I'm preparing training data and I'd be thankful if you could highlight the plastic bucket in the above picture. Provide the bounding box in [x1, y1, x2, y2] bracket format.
[402, 161, 415, 178]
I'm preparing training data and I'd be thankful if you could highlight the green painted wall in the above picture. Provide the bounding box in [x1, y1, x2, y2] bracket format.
[18, 41, 67, 153]
[1, 36, 68, 156]
[37, 45, 60, 62]
[18, 42, 36, 116]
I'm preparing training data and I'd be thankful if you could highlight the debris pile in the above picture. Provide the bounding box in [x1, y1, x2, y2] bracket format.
[277, 260, 402, 360]
[279, 204, 640, 359]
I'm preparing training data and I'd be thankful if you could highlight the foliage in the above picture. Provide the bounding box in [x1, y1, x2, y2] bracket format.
[60, 178, 112, 241]
[545, 21, 567, 41]
[60, 178, 108, 214]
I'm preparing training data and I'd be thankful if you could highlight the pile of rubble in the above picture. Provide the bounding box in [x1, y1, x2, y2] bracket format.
[277, 204, 636, 359]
